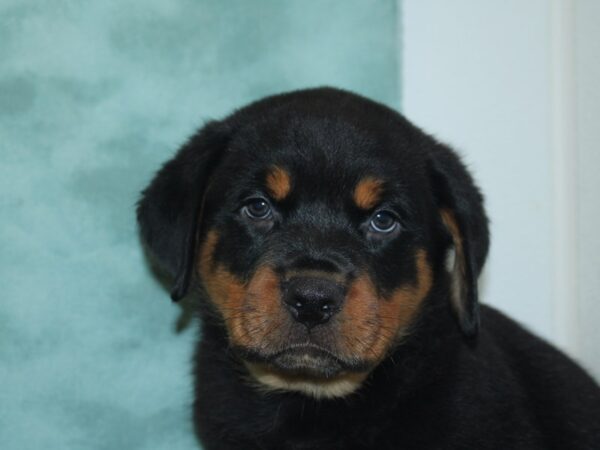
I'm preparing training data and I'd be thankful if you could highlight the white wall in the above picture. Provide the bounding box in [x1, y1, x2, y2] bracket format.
[402, 0, 599, 378]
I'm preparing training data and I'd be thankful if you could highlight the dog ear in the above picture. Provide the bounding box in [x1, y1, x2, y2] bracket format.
[427, 142, 489, 337]
[137, 121, 229, 301]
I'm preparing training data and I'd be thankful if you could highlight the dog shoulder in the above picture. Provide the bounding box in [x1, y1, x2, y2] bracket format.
[478, 304, 600, 446]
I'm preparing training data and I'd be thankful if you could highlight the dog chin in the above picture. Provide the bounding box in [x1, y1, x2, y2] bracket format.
[270, 345, 345, 377]
[242, 345, 369, 399]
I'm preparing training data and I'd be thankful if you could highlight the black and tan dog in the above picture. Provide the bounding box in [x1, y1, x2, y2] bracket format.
[137, 88, 600, 449]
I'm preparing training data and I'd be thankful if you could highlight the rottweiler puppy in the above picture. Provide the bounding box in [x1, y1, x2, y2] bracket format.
[137, 87, 600, 449]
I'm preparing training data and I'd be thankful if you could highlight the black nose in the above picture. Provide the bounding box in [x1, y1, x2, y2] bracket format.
[283, 277, 345, 329]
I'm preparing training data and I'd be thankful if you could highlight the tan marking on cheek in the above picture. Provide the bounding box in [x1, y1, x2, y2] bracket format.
[199, 236, 285, 349]
[340, 275, 380, 357]
[198, 230, 247, 341]
[265, 166, 291, 201]
[339, 250, 433, 363]
[370, 250, 433, 360]
[384, 249, 433, 330]
[240, 266, 285, 349]
[353, 177, 384, 210]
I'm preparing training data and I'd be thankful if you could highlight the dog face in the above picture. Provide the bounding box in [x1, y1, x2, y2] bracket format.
[137, 88, 489, 398]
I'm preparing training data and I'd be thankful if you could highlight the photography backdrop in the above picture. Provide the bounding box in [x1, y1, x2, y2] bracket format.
[3, 1, 599, 449]
[0, 1, 399, 449]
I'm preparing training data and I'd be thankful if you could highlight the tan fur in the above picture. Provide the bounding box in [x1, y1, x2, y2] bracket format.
[198, 230, 247, 343]
[199, 230, 285, 349]
[339, 250, 433, 363]
[383, 249, 433, 333]
[265, 166, 291, 201]
[353, 177, 384, 210]
[245, 363, 368, 399]
[339, 274, 381, 357]
[439, 209, 466, 317]
[240, 266, 286, 350]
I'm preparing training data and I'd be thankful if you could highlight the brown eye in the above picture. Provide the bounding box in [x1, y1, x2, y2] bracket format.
[369, 211, 398, 234]
[242, 198, 272, 220]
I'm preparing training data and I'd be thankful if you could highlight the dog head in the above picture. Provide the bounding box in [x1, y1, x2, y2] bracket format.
[137, 88, 489, 398]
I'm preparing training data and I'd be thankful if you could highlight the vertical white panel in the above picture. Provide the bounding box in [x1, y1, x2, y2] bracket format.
[575, 0, 600, 379]
[402, 0, 600, 378]
[549, 0, 578, 355]
[402, 1, 556, 341]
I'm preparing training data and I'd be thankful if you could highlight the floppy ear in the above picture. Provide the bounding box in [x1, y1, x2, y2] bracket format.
[137, 121, 229, 301]
[427, 142, 489, 337]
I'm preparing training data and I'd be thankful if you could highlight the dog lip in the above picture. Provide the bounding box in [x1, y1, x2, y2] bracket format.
[269, 344, 345, 378]
[233, 343, 374, 378]
[272, 343, 339, 360]
[235, 343, 355, 378]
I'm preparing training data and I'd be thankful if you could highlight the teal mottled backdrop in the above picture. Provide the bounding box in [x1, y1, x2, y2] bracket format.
[0, 1, 399, 448]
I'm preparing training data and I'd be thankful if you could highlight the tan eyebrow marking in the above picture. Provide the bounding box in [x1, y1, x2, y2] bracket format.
[353, 177, 385, 210]
[265, 166, 291, 201]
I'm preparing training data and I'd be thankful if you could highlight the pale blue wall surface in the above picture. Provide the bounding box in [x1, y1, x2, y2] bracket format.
[0, 1, 399, 448]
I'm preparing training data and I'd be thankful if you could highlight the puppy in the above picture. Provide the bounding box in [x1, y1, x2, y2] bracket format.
[137, 87, 600, 449]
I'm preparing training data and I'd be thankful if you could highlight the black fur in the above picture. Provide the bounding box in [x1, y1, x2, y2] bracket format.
[137, 87, 600, 449]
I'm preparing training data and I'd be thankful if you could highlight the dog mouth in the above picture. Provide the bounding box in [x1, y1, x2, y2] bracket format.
[270, 344, 344, 378]
[236, 343, 367, 379]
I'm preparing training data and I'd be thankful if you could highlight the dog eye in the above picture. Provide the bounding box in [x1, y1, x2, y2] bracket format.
[369, 211, 399, 234]
[242, 198, 272, 220]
